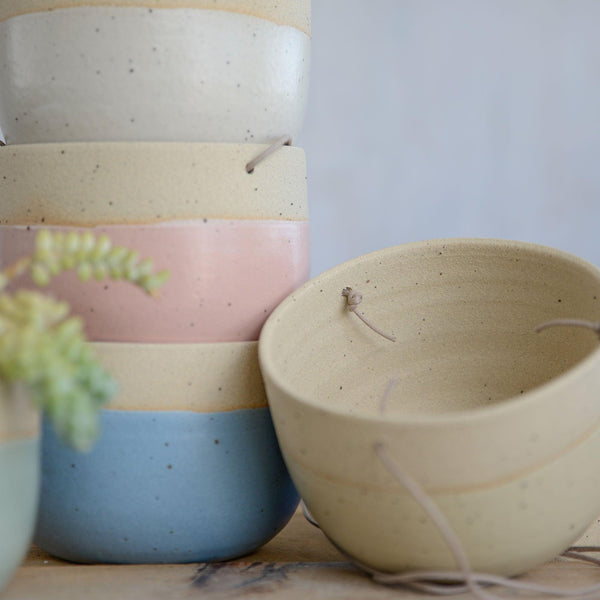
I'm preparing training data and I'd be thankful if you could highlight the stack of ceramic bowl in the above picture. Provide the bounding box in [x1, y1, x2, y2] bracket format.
[0, 0, 311, 563]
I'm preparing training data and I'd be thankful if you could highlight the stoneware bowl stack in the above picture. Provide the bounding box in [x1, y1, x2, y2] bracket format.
[259, 238, 600, 577]
[0, 0, 311, 569]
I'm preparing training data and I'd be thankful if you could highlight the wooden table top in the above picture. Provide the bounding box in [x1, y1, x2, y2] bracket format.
[4, 509, 600, 600]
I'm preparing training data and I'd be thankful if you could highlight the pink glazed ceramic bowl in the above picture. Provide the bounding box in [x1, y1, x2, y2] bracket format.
[0, 221, 310, 342]
[0, 142, 309, 342]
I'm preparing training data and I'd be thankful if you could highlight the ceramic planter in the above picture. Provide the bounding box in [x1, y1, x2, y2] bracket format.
[34, 342, 299, 563]
[259, 238, 600, 576]
[0, 142, 308, 225]
[0, 384, 40, 591]
[0, 221, 310, 342]
[0, 3, 310, 143]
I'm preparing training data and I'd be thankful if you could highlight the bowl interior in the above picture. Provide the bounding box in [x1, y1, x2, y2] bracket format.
[262, 239, 600, 420]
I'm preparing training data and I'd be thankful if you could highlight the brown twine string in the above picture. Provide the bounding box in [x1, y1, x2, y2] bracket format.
[245, 135, 292, 173]
[342, 287, 396, 342]
[301, 295, 600, 597]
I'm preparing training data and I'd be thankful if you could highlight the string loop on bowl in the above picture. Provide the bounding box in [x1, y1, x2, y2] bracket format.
[246, 135, 292, 173]
[341, 287, 396, 342]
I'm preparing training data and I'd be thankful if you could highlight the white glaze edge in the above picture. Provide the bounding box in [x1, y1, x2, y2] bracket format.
[0, 0, 311, 34]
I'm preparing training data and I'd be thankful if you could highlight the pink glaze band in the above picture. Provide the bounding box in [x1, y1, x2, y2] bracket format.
[0, 220, 310, 343]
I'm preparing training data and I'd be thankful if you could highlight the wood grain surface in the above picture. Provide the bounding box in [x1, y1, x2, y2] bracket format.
[4, 509, 600, 599]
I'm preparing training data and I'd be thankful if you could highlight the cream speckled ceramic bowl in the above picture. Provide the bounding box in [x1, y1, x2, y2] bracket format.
[259, 238, 600, 577]
[0, 4, 310, 143]
[0, 142, 308, 224]
[0, 385, 40, 591]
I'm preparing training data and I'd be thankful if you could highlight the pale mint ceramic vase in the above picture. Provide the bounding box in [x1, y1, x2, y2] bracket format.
[0, 384, 40, 592]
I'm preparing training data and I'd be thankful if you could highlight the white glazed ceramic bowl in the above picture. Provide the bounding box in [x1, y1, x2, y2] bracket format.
[0, 385, 40, 592]
[0, 142, 308, 225]
[0, 4, 310, 143]
[259, 238, 600, 577]
[0, 221, 310, 343]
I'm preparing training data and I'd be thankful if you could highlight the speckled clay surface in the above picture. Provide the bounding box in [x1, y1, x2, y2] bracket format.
[92, 341, 267, 412]
[0, 0, 311, 34]
[0, 143, 308, 224]
[259, 238, 600, 576]
[0, 386, 40, 592]
[576, 517, 600, 547]
[0, 221, 310, 342]
[0, 7, 310, 143]
[34, 408, 299, 563]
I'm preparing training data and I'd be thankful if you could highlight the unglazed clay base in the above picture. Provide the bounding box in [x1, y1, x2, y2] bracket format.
[35, 408, 298, 563]
[0, 7, 310, 143]
[0, 221, 310, 343]
[0, 142, 307, 224]
[92, 341, 267, 412]
[259, 238, 600, 576]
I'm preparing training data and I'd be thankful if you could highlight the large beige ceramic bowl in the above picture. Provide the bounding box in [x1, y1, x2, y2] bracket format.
[0, 2, 310, 143]
[259, 238, 600, 577]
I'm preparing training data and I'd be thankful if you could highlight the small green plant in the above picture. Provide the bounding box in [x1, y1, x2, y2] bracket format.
[0, 230, 169, 451]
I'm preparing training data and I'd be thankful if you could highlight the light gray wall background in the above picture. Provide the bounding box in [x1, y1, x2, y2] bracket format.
[298, 0, 600, 277]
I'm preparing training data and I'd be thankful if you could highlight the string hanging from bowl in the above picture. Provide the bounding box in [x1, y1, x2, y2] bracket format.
[341, 287, 396, 342]
[536, 318, 600, 338]
[246, 135, 292, 174]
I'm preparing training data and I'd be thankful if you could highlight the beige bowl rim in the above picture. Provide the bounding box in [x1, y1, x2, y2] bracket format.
[259, 237, 600, 427]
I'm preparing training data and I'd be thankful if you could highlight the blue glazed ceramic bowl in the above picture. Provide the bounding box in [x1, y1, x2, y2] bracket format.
[34, 407, 298, 564]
